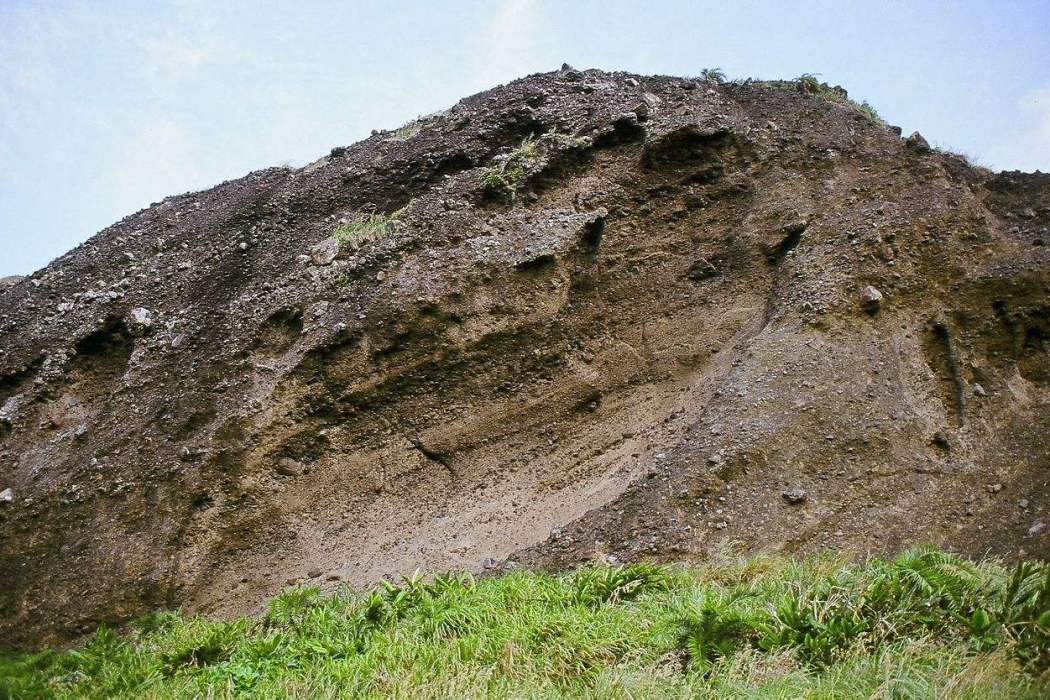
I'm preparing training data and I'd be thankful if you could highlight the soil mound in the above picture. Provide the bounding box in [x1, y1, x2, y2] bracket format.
[1, 68, 1047, 648]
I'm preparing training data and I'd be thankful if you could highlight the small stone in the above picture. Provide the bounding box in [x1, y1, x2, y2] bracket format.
[1028, 521, 1046, 537]
[483, 558, 499, 570]
[782, 487, 807, 505]
[986, 483, 1002, 494]
[714, 521, 728, 530]
[275, 457, 304, 476]
[238, 241, 249, 251]
[0, 395, 25, 425]
[1019, 499, 1030, 509]
[859, 286, 883, 314]
[310, 238, 340, 266]
[376, 270, 387, 282]
[0, 487, 12, 504]
[972, 383, 987, 397]
[126, 307, 154, 336]
[307, 568, 322, 578]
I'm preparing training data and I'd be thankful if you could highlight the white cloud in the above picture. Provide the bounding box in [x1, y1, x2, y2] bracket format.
[476, 0, 541, 88]
[140, 30, 216, 79]
[136, 2, 226, 81]
[1025, 87, 1050, 150]
[109, 118, 206, 214]
[985, 86, 1050, 173]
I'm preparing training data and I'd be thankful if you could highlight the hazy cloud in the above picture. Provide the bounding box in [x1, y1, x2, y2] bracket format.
[1027, 88, 1050, 150]
[137, 4, 221, 81]
[477, 0, 540, 88]
[986, 86, 1050, 172]
[140, 30, 217, 79]
[109, 118, 206, 213]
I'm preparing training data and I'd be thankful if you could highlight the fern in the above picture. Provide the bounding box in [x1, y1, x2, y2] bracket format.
[676, 589, 760, 671]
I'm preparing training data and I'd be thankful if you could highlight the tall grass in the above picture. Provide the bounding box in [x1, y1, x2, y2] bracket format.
[2, 548, 1048, 698]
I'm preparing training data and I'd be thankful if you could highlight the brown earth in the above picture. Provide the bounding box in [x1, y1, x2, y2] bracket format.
[1, 67, 1048, 649]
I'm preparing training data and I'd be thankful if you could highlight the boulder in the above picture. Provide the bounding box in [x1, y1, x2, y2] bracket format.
[276, 458, 304, 476]
[905, 132, 930, 152]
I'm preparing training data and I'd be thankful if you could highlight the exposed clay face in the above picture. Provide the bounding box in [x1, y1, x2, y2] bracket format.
[0, 68, 1047, 649]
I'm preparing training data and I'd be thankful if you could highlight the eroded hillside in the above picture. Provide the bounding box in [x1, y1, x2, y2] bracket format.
[1, 67, 1047, 648]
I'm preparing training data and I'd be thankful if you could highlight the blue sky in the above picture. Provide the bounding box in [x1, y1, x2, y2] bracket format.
[2, 0, 1048, 277]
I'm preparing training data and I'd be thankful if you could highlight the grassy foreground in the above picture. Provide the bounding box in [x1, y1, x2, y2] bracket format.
[3, 548, 1049, 699]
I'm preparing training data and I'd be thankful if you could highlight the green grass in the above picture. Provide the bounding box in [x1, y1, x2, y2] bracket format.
[795, 73, 885, 124]
[3, 548, 1049, 698]
[333, 211, 402, 249]
[480, 135, 541, 199]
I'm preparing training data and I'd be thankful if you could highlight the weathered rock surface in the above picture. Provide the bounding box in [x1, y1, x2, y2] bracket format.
[1, 68, 1048, 649]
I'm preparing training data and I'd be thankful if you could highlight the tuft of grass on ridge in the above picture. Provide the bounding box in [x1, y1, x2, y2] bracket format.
[2, 547, 1049, 699]
[795, 72, 885, 124]
[699, 67, 726, 84]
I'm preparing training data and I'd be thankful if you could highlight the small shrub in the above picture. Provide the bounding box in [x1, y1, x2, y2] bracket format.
[480, 135, 540, 199]
[798, 73, 823, 93]
[700, 67, 726, 84]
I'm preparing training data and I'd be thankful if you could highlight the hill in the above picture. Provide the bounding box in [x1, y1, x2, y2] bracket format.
[1, 67, 1047, 649]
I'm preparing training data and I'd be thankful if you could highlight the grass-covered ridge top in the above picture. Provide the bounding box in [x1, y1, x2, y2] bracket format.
[3, 547, 1049, 698]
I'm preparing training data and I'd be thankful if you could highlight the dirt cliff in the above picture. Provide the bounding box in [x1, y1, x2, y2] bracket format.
[1, 68, 1047, 648]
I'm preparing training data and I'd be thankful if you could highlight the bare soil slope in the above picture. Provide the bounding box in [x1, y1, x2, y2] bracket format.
[1, 68, 1047, 648]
